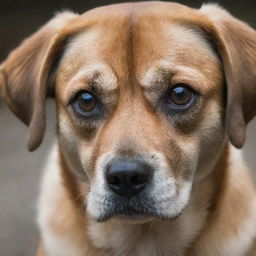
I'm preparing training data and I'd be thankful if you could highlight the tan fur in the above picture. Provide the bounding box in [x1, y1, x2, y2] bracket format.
[1, 2, 256, 256]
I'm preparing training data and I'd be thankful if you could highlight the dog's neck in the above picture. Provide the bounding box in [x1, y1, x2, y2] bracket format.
[59, 145, 228, 256]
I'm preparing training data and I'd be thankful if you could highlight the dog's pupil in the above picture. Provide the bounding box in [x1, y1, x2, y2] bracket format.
[171, 86, 191, 105]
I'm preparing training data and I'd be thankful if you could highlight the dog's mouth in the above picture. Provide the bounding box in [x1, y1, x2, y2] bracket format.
[94, 195, 186, 223]
[110, 206, 153, 222]
[96, 207, 155, 223]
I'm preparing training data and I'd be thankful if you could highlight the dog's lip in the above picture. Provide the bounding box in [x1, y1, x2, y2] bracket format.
[96, 205, 151, 222]
[93, 193, 189, 223]
[96, 209, 183, 223]
[95, 201, 188, 223]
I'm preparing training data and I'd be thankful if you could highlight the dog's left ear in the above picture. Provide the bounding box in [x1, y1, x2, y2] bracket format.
[199, 4, 256, 148]
[0, 11, 78, 151]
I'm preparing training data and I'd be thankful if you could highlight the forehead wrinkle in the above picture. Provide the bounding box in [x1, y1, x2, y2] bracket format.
[120, 10, 137, 93]
[90, 12, 137, 95]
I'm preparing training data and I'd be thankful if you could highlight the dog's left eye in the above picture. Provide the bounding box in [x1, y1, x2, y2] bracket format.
[166, 84, 196, 109]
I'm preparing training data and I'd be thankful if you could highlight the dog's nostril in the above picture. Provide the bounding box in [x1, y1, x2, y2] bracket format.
[106, 158, 152, 198]
[107, 175, 121, 186]
[130, 174, 148, 186]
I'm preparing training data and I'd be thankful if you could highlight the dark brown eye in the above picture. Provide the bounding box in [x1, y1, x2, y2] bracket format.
[77, 92, 96, 112]
[72, 91, 98, 116]
[168, 85, 193, 106]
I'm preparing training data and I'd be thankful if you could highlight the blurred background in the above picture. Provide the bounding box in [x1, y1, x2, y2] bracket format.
[0, 0, 256, 255]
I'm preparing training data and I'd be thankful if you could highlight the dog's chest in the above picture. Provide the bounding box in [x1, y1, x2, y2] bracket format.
[87, 214, 204, 256]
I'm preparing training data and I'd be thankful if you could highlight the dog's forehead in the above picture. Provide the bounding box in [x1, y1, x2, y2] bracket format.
[57, 2, 220, 95]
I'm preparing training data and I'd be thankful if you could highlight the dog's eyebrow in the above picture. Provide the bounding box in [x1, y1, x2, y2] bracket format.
[88, 71, 118, 95]
[140, 61, 211, 93]
[140, 65, 174, 92]
[64, 63, 118, 103]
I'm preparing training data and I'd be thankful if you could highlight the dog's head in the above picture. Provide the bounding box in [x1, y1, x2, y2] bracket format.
[1, 2, 256, 222]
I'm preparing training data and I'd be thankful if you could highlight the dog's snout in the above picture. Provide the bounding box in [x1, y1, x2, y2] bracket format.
[106, 158, 152, 198]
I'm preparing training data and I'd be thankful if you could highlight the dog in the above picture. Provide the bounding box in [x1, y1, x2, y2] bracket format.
[1, 1, 256, 255]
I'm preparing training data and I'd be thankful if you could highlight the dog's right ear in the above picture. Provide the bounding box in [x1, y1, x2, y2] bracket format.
[0, 11, 78, 151]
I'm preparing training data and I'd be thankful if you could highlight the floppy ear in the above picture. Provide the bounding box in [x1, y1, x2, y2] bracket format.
[199, 4, 256, 148]
[0, 11, 77, 151]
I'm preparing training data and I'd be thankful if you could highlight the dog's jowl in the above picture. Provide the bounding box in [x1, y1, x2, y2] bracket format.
[1, 2, 256, 256]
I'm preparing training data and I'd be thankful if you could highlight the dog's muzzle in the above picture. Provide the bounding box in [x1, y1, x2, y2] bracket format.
[87, 153, 191, 222]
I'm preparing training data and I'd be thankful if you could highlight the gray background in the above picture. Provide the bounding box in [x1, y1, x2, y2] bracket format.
[0, 0, 256, 255]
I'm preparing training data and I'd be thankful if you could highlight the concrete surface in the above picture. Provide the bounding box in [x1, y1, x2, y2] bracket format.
[0, 99, 256, 256]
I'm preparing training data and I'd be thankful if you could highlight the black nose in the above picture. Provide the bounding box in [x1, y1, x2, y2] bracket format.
[106, 158, 152, 198]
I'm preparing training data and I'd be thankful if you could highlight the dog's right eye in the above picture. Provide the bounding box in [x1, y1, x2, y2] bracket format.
[77, 92, 96, 112]
[71, 91, 99, 117]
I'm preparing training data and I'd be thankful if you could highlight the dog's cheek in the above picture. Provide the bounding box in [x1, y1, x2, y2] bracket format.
[177, 137, 200, 181]
[141, 135, 199, 218]
[172, 136, 200, 195]
[193, 100, 226, 182]
[58, 111, 92, 181]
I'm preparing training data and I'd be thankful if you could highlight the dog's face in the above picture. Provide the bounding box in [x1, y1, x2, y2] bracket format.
[1, 2, 256, 222]
[56, 6, 224, 221]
